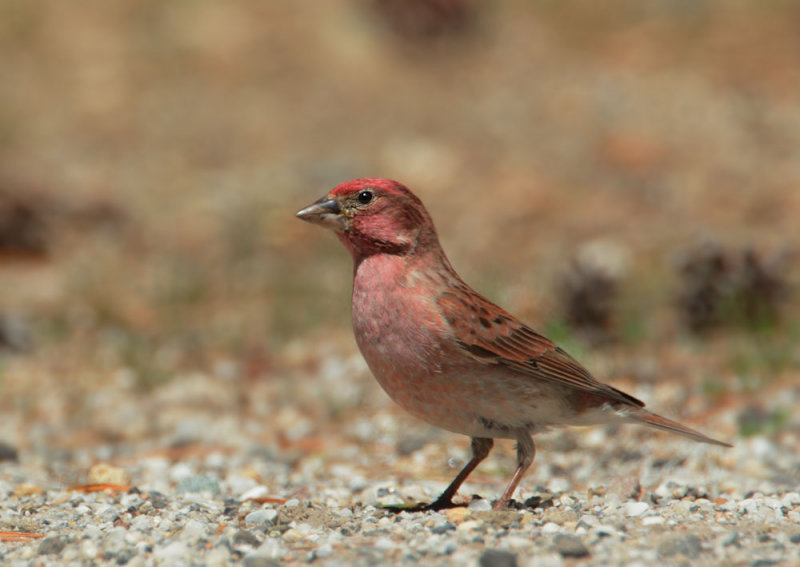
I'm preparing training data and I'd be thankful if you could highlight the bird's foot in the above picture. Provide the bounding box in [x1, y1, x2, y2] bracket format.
[380, 497, 464, 513]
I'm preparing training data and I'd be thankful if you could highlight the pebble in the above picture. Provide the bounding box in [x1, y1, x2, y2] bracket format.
[242, 556, 281, 567]
[314, 542, 334, 558]
[153, 540, 190, 561]
[479, 549, 518, 567]
[658, 534, 703, 558]
[176, 474, 221, 495]
[88, 463, 131, 486]
[233, 530, 262, 548]
[245, 509, 279, 527]
[469, 498, 492, 512]
[445, 507, 470, 523]
[0, 442, 20, 462]
[98, 504, 120, 522]
[642, 515, 665, 526]
[0, 380, 796, 566]
[553, 534, 591, 558]
[38, 536, 67, 555]
[542, 522, 562, 534]
[182, 518, 208, 541]
[624, 501, 650, 517]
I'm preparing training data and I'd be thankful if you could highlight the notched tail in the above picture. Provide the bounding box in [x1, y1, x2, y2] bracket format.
[632, 409, 733, 447]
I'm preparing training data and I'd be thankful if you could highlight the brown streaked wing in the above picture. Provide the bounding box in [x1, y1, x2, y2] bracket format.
[436, 288, 645, 408]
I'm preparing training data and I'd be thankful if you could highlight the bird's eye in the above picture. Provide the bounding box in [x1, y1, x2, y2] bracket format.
[356, 190, 374, 205]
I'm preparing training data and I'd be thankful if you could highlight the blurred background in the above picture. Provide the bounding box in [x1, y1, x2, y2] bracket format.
[0, 1, 798, 479]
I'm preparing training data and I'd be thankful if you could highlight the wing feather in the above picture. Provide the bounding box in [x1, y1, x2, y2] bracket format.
[438, 287, 644, 408]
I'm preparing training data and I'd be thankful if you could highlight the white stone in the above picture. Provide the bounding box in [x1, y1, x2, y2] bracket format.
[468, 499, 492, 512]
[168, 462, 194, 483]
[154, 541, 189, 561]
[373, 536, 395, 550]
[542, 522, 561, 534]
[240, 485, 269, 501]
[624, 501, 650, 517]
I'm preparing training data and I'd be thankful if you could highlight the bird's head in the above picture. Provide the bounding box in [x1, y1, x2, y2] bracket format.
[296, 178, 440, 259]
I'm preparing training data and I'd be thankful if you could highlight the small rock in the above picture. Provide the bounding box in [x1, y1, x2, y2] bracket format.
[38, 536, 67, 555]
[154, 541, 189, 561]
[176, 474, 220, 495]
[233, 530, 262, 547]
[0, 312, 31, 352]
[479, 549, 518, 567]
[607, 476, 642, 500]
[115, 548, 136, 565]
[456, 520, 483, 533]
[0, 441, 18, 462]
[130, 515, 152, 531]
[181, 519, 207, 542]
[314, 542, 334, 559]
[81, 540, 98, 559]
[373, 536, 394, 550]
[577, 515, 598, 529]
[469, 498, 492, 512]
[206, 547, 232, 567]
[14, 483, 42, 497]
[169, 462, 195, 483]
[242, 557, 281, 567]
[553, 534, 590, 558]
[245, 509, 279, 527]
[240, 485, 270, 500]
[658, 534, 702, 558]
[430, 522, 455, 534]
[251, 538, 287, 560]
[88, 463, 130, 486]
[523, 493, 554, 509]
[624, 501, 649, 517]
[445, 507, 470, 523]
[789, 533, 800, 544]
[543, 508, 579, 524]
[98, 505, 120, 523]
[395, 435, 429, 455]
[541, 522, 561, 534]
[148, 490, 168, 509]
[722, 532, 741, 547]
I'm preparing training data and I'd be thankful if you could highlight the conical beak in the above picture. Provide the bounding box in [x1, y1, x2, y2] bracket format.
[296, 196, 346, 232]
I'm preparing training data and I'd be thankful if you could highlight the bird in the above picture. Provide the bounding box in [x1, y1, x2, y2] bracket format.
[296, 178, 731, 511]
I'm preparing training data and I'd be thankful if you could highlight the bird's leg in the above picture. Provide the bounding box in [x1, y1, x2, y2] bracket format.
[384, 437, 494, 512]
[493, 431, 536, 510]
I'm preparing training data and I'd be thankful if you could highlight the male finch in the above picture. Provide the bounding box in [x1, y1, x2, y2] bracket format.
[296, 178, 730, 511]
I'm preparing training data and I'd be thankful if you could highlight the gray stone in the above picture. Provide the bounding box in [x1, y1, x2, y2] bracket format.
[100, 505, 121, 523]
[658, 534, 703, 558]
[0, 441, 18, 462]
[233, 530, 262, 547]
[176, 474, 221, 495]
[553, 534, 590, 558]
[479, 549, 518, 567]
[38, 536, 67, 555]
[430, 522, 455, 534]
[242, 557, 281, 567]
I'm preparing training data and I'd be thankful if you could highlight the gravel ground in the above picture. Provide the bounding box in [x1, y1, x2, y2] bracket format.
[2, 3, 800, 566]
[1, 366, 798, 567]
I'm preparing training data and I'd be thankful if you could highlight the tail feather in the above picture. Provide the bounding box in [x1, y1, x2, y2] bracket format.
[632, 409, 732, 447]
